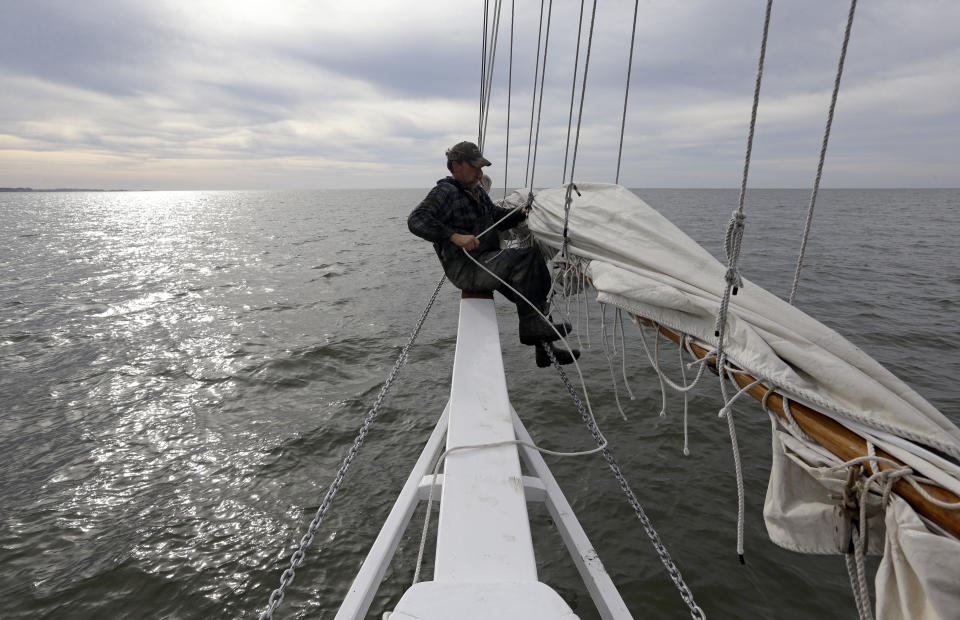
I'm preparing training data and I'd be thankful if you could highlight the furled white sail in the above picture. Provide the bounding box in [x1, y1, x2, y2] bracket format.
[515, 183, 960, 459]
[508, 182, 960, 619]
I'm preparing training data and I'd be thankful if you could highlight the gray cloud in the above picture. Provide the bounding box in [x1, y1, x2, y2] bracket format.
[0, 0, 957, 189]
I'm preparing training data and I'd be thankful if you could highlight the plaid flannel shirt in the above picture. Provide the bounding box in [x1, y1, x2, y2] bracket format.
[407, 177, 526, 263]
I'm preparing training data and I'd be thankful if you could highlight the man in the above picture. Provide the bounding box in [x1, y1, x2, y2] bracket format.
[408, 140, 578, 367]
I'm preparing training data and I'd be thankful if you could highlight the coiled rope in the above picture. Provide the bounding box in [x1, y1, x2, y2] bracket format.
[257, 275, 446, 620]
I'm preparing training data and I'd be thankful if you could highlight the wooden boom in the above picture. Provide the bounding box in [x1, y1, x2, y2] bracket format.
[642, 318, 960, 540]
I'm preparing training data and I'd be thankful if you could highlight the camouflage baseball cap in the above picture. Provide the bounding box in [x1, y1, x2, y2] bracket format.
[445, 141, 492, 167]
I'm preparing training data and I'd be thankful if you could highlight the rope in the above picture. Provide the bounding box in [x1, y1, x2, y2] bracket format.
[708, 0, 772, 566]
[616, 309, 637, 401]
[545, 345, 707, 620]
[679, 336, 691, 456]
[717, 367, 759, 564]
[600, 304, 629, 421]
[712, 0, 772, 348]
[562, 0, 587, 184]
[257, 275, 446, 620]
[789, 0, 858, 305]
[615, 0, 640, 185]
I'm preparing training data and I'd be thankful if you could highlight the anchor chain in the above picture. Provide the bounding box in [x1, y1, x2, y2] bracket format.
[258, 275, 446, 619]
[545, 345, 706, 619]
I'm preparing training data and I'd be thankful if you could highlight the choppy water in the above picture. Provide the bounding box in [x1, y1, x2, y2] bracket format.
[1, 188, 957, 619]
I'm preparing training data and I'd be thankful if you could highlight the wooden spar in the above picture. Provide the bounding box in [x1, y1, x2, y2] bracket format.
[639, 318, 960, 540]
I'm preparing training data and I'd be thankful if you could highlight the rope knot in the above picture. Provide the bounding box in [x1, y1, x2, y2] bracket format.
[722, 210, 747, 295]
[724, 266, 743, 289]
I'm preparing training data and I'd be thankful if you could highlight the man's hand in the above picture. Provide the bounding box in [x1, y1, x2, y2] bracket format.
[450, 233, 480, 251]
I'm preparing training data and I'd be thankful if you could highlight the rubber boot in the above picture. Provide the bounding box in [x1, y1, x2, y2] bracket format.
[519, 315, 573, 345]
[535, 342, 581, 368]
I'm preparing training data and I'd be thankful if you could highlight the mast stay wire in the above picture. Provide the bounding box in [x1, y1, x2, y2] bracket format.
[526, 0, 554, 196]
[562, 0, 586, 185]
[788, 0, 858, 305]
[502, 0, 515, 202]
[523, 0, 547, 189]
[567, 0, 599, 186]
[615, 0, 641, 185]
[479, 0, 503, 152]
[480, 0, 489, 146]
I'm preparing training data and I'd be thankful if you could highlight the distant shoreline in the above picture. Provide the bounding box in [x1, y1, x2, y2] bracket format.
[0, 188, 142, 192]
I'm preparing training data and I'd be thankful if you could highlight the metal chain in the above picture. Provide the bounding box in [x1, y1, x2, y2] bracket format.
[258, 275, 447, 619]
[546, 346, 706, 619]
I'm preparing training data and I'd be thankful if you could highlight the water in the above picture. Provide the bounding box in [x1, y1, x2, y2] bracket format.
[1, 188, 957, 619]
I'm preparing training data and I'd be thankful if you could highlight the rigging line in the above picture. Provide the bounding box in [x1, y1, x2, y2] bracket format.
[615, 0, 640, 185]
[568, 0, 599, 185]
[562, 0, 586, 184]
[480, 0, 504, 152]
[704, 3, 773, 567]
[502, 0, 515, 202]
[789, 0, 858, 306]
[480, 0, 489, 145]
[736, 0, 771, 217]
[524, 0, 547, 189]
[527, 0, 554, 194]
[713, 0, 771, 353]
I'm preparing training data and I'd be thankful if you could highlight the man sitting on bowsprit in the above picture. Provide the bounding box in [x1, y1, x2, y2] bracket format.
[408, 140, 578, 367]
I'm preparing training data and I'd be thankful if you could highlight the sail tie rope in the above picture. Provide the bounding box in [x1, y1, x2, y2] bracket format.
[789, 0, 858, 305]
[829, 454, 911, 620]
[635, 321, 712, 395]
[257, 275, 446, 620]
[616, 309, 637, 401]
[544, 345, 707, 620]
[600, 304, 629, 420]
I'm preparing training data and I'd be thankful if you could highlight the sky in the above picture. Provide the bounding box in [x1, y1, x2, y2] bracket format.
[1, 0, 958, 190]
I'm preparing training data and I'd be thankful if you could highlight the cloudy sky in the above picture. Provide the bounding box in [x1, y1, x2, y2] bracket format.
[1, 0, 957, 190]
